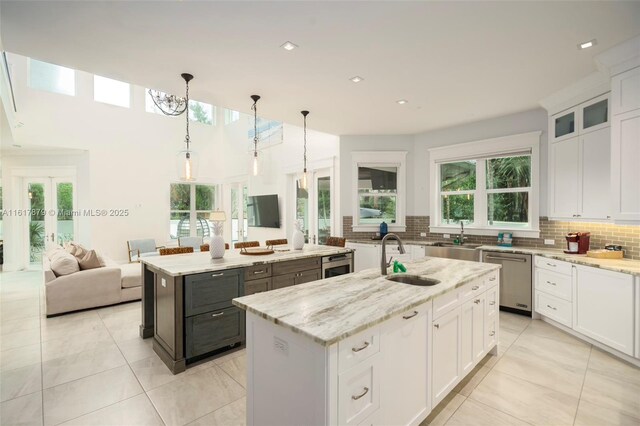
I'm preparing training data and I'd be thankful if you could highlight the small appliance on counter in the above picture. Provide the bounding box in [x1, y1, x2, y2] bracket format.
[497, 232, 513, 247]
[564, 232, 590, 254]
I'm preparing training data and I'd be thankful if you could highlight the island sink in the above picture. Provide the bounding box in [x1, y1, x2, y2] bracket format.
[386, 274, 440, 286]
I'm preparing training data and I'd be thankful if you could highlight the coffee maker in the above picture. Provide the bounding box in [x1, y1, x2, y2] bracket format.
[565, 232, 590, 254]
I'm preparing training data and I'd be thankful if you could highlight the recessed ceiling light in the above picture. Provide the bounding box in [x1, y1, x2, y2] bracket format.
[578, 39, 597, 49]
[281, 41, 298, 51]
[350, 76, 364, 83]
[396, 99, 408, 105]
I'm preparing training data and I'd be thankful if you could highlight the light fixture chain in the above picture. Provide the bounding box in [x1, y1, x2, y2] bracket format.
[303, 114, 307, 170]
[252, 99, 258, 154]
[185, 79, 190, 152]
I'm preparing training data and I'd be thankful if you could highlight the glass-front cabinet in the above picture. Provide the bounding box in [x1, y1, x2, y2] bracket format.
[551, 93, 609, 143]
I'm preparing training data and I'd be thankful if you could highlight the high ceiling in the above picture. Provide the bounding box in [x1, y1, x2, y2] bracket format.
[1, 1, 639, 135]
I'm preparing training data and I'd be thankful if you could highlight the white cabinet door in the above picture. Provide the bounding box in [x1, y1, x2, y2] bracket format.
[432, 308, 461, 406]
[347, 243, 380, 273]
[550, 136, 580, 218]
[574, 265, 635, 356]
[460, 300, 474, 375]
[380, 307, 429, 426]
[611, 109, 640, 222]
[472, 293, 486, 363]
[612, 66, 640, 115]
[580, 127, 611, 220]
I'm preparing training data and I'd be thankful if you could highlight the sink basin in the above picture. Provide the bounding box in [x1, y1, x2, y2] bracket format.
[431, 242, 482, 249]
[386, 275, 441, 286]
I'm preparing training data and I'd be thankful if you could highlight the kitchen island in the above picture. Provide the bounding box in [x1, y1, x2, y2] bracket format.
[139, 245, 353, 373]
[233, 257, 500, 426]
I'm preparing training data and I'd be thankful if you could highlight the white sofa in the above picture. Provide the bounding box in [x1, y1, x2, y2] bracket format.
[44, 252, 142, 316]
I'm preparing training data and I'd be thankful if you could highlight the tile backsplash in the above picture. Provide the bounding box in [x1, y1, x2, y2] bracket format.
[342, 216, 640, 260]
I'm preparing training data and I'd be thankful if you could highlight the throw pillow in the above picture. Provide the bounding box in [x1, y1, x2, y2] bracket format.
[73, 244, 88, 260]
[50, 251, 80, 277]
[45, 245, 64, 259]
[78, 250, 103, 270]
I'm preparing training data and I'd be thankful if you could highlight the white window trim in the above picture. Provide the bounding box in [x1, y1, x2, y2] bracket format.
[169, 182, 219, 239]
[428, 131, 541, 238]
[351, 151, 407, 232]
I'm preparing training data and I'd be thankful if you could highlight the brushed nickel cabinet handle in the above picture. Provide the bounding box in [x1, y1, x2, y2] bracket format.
[472, 286, 480, 290]
[474, 299, 481, 304]
[403, 311, 419, 320]
[489, 301, 496, 306]
[546, 281, 556, 286]
[489, 331, 495, 336]
[352, 387, 369, 400]
[253, 270, 266, 274]
[211, 273, 224, 277]
[546, 304, 557, 311]
[434, 324, 440, 329]
[489, 276, 497, 281]
[546, 262, 556, 267]
[352, 342, 370, 352]
[211, 312, 224, 317]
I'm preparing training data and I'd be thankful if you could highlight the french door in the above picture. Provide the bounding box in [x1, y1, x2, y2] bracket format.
[294, 169, 332, 245]
[24, 177, 76, 264]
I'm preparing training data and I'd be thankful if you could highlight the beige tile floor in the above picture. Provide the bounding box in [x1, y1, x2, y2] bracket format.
[1, 270, 639, 426]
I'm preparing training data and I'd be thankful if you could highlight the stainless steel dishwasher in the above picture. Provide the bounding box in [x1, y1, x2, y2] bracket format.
[481, 251, 532, 316]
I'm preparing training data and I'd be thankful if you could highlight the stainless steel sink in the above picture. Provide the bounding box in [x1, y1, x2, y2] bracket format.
[386, 275, 441, 286]
[425, 243, 481, 261]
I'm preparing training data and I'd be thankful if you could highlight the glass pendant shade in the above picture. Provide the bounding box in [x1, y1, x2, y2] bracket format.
[176, 150, 199, 181]
[251, 152, 260, 177]
[299, 170, 308, 190]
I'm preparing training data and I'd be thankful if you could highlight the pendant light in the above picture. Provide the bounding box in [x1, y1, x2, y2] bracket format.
[250, 95, 261, 176]
[299, 110, 310, 190]
[176, 73, 198, 181]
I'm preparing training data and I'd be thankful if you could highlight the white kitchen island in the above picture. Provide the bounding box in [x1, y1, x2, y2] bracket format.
[233, 257, 501, 426]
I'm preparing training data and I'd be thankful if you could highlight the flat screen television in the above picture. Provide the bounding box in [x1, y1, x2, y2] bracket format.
[247, 194, 280, 228]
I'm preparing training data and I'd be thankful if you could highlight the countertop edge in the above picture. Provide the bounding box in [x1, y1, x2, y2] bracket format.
[233, 264, 500, 346]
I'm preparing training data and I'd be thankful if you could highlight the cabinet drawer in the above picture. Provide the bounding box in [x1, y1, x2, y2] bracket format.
[338, 355, 380, 426]
[272, 257, 321, 276]
[535, 291, 572, 328]
[185, 306, 245, 358]
[184, 269, 242, 317]
[485, 271, 499, 288]
[433, 283, 466, 319]
[244, 277, 270, 296]
[244, 264, 272, 281]
[486, 286, 498, 317]
[338, 326, 381, 374]
[536, 268, 572, 301]
[460, 279, 485, 302]
[534, 256, 572, 276]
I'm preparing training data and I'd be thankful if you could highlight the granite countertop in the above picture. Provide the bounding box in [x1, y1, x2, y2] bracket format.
[478, 245, 640, 276]
[140, 245, 352, 277]
[346, 239, 640, 276]
[233, 257, 500, 346]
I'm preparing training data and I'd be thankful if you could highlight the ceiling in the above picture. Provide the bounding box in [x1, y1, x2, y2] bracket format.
[1, 1, 639, 136]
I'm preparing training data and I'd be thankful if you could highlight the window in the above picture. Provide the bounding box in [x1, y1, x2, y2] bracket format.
[28, 58, 75, 96]
[169, 183, 217, 239]
[358, 166, 398, 225]
[94, 75, 130, 107]
[352, 151, 407, 232]
[189, 100, 214, 125]
[145, 89, 214, 125]
[224, 108, 240, 125]
[430, 131, 540, 237]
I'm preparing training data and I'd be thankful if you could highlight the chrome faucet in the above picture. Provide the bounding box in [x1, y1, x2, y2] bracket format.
[457, 222, 466, 245]
[381, 233, 406, 275]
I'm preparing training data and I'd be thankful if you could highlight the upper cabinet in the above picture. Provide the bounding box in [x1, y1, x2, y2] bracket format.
[549, 94, 611, 220]
[611, 67, 640, 222]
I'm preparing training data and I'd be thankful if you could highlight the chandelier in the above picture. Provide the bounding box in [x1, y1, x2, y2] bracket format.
[148, 73, 192, 116]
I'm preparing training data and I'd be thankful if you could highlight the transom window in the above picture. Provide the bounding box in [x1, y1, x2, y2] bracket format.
[94, 75, 130, 108]
[169, 183, 217, 239]
[146, 90, 215, 125]
[28, 58, 75, 96]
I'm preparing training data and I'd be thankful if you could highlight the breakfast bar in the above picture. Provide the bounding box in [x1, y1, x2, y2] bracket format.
[139, 245, 353, 373]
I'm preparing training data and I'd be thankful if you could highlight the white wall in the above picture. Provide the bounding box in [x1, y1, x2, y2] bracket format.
[2, 53, 340, 267]
[3, 53, 221, 266]
[339, 108, 548, 224]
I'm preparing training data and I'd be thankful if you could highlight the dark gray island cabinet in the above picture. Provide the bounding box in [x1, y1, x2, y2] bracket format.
[139, 246, 353, 374]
